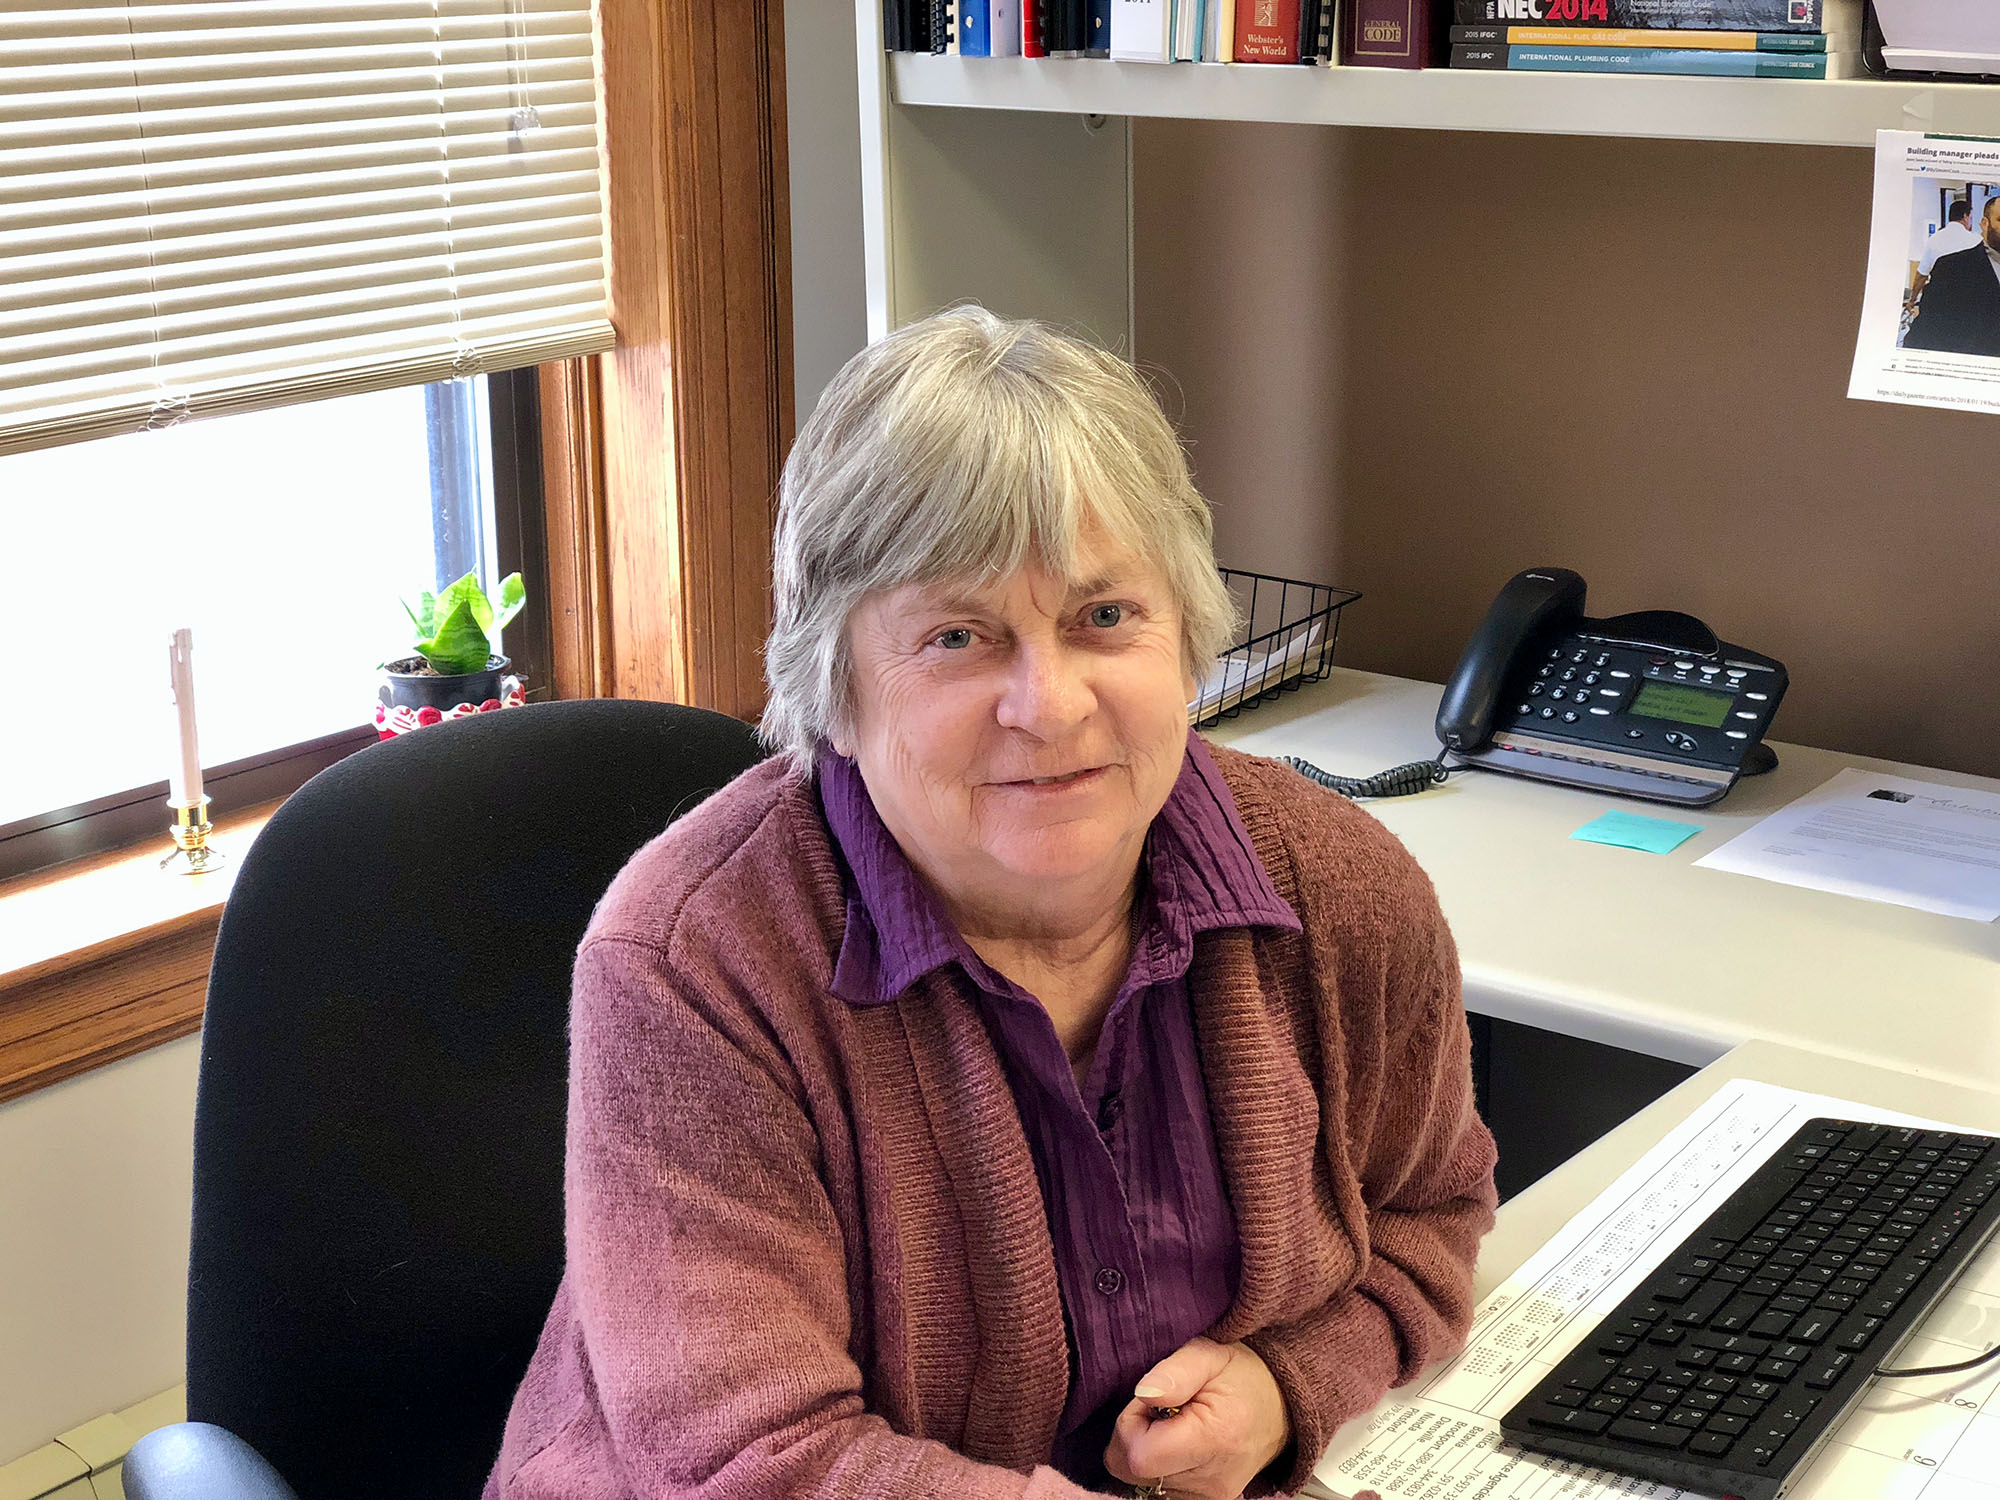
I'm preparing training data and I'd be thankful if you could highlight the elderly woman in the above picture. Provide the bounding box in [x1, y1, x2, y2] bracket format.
[488, 308, 1497, 1500]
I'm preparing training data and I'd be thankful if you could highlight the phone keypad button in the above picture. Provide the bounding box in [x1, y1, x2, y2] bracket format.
[1745, 692, 1768, 701]
[1539, 665, 1554, 678]
[1551, 689, 1567, 701]
[1541, 708, 1558, 719]
[1727, 731, 1749, 740]
[1571, 650, 1589, 663]
[1583, 672, 1601, 685]
[1609, 670, 1632, 679]
[1595, 653, 1611, 666]
[1561, 668, 1576, 681]
[1590, 708, 1612, 716]
[1628, 729, 1646, 740]
[1734, 712, 1757, 721]
[1674, 660, 1696, 671]
[1562, 711, 1580, 724]
[1529, 684, 1545, 697]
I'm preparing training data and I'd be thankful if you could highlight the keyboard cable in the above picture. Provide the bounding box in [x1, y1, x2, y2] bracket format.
[1876, 1344, 2000, 1379]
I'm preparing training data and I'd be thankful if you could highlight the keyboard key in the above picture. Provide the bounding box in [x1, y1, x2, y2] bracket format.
[1549, 1389, 1585, 1408]
[1666, 1407, 1708, 1430]
[1788, 1312, 1837, 1343]
[1689, 1430, 1734, 1456]
[1676, 1347, 1716, 1369]
[1837, 1316, 1884, 1352]
[1803, 1352, 1853, 1388]
[1723, 1395, 1768, 1418]
[1756, 1358, 1799, 1380]
[1627, 1401, 1668, 1423]
[1608, 1418, 1689, 1450]
[1588, 1394, 1627, 1414]
[1676, 1281, 1734, 1325]
[1713, 1295, 1765, 1332]
[1716, 1353, 1758, 1374]
[1706, 1412, 1748, 1436]
[1653, 1274, 1702, 1303]
[1750, 1311, 1795, 1338]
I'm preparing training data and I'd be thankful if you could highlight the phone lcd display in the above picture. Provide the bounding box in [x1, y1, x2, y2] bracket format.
[1629, 681, 1733, 728]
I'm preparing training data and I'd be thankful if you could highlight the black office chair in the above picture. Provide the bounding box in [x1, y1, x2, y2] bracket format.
[123, 700, 767, 1500]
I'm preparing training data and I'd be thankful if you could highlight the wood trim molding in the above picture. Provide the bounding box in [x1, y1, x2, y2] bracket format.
[539, 357, 614, 702]
[0, 918, 211, 1105]
[594, 0, 795, 718]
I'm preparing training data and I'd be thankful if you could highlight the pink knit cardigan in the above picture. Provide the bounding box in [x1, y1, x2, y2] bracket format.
[486, 744, 1498, 1499]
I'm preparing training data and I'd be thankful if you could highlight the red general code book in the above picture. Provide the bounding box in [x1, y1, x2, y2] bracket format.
[1234, 0, 1302, 60]
[1342, 0, 1450, 66]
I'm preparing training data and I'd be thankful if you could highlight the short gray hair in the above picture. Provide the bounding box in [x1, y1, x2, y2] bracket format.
[761, 306, 1235, 771]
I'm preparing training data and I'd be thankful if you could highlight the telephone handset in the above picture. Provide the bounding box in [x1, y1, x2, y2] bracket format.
[1434, 568, 1788, 808]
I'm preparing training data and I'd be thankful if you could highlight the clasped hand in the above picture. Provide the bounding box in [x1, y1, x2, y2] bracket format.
[1101, 1336, 1290, 1500]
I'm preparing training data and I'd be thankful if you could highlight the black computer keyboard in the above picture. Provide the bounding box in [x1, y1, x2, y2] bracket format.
[1502, 1117, 2000, 1500]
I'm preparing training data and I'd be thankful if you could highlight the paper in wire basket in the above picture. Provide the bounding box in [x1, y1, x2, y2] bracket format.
[1188, 570, 1359, 727]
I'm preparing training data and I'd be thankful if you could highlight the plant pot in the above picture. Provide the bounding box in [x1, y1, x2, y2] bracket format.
[376, 655, 525, 738]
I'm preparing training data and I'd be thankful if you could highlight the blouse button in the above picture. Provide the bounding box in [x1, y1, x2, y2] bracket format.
[1095, 1267, 1124, 1296]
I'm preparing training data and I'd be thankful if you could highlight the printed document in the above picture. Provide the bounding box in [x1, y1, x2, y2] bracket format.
[1693, 768, 2000, 922]
[1307, 1078, 2000, 1500]
[1850, 131, 2000, 418]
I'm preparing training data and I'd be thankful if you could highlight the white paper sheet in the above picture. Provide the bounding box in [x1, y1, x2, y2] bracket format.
[1849, 131, 2000, 418]
[1692, 768, 2000, 923]
[1187, 620, 1328, 724]
[1306, 1079, 2000, 1500]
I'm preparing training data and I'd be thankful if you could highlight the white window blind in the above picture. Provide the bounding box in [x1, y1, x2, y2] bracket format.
[0, 0, 612, 456]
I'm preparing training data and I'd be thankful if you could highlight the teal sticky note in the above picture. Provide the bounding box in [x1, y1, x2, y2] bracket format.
[1571, 810, 1704, 855]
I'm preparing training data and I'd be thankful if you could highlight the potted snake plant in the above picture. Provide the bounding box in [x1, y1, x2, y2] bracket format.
[376, 571, 528, 738]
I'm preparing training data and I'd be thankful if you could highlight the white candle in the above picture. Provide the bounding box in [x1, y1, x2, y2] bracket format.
[168, 628, 204, 808]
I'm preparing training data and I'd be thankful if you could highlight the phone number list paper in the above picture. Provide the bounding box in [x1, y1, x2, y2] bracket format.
[1305, 1079, 2000, 1500]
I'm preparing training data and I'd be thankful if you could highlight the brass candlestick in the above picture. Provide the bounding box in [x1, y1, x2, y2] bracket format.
[161, 797, 225, 874]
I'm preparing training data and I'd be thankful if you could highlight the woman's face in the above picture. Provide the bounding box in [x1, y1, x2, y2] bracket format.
[837, 531, 1196, 922]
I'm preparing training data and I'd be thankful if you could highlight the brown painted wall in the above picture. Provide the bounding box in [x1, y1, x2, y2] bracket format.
[1135, 119, 2000, 779]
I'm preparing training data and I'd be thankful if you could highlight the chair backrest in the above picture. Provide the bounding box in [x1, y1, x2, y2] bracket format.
[186, 700, 766, 1500]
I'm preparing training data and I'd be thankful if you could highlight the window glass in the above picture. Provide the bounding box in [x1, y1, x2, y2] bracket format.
[0, 380, 498, 829]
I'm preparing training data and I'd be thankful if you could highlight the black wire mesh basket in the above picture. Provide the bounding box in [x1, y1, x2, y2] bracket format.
[1189, 569, 1361, 728]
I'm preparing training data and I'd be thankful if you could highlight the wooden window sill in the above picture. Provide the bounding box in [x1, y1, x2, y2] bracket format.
[0, 803, 277, 1105]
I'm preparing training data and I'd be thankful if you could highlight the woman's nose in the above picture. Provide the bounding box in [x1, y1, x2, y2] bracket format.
[995, 643, 1094, 736]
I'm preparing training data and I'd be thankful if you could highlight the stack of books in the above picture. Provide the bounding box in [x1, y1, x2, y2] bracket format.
[881, 2, 1339, 62]
[1449, 0, 1863, 78]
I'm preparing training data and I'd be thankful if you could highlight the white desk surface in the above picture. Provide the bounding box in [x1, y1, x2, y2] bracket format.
[1204, 670, 2000, 1093]
[1477, 1039, 2000, 1298]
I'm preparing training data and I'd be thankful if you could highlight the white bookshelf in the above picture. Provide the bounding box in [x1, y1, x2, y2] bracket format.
[890, 52, 2000, 151]
[853, 8, 2000, 349]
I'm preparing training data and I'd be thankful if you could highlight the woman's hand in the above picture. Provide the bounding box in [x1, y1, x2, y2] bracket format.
[1102, 1336, 1291, 1500]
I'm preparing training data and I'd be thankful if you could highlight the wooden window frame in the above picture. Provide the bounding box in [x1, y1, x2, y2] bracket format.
[0, 0, 797, 1101]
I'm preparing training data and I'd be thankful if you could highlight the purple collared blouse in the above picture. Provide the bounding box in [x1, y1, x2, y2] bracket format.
[818, 733, 1303, 1487]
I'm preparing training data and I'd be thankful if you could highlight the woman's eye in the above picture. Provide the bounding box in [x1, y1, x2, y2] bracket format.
[1088, 603, 1124, 629]
[934, 627, 973, 650]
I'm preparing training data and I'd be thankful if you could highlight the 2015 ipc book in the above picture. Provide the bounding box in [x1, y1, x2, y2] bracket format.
[1450, 40, 1859, 72]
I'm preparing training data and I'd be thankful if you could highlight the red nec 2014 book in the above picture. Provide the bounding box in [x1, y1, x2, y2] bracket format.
[1343, 0, 1452, 66]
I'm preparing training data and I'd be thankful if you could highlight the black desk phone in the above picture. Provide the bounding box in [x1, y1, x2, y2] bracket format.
[1434, 568, 1789, 807]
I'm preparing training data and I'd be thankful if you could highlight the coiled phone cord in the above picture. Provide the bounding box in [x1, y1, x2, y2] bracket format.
[1280, 750, 1455, 800]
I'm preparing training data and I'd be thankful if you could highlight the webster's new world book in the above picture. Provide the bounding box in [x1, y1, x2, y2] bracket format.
[1454, 0, 1847, 29]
